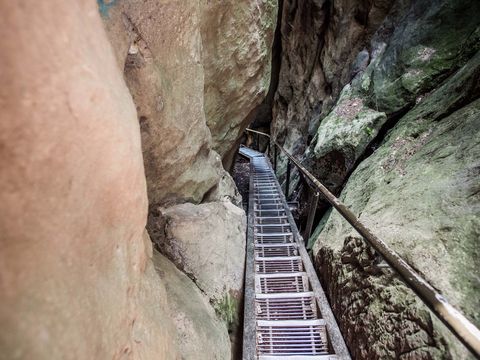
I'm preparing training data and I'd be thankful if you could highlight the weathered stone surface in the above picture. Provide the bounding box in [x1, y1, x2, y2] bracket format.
[312, 52, 480, 359]
[272, 0, 395, 161]
[203, 171, 243, 207]
[274, 0, 480, 192]
[102, 0, 225, 207]
[201, 0, 277, 166]
[0, 2, 177, 359]
[158, 201, 246, 311]
[153, 251, 231, 360]
[368, 0, 480, 114]
[304, 84, 387, 191]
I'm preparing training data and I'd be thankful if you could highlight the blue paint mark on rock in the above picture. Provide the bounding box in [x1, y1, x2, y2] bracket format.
[97, 0, 117, 18]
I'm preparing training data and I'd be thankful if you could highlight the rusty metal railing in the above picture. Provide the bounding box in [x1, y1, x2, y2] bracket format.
[244, 128, 480, 358]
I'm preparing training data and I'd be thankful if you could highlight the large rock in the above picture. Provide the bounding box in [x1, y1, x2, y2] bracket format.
[201, 0, 277, 168]
[368, 0, 480, 114]
[157, 201, 246, 330]
[0, 2, 177, 359]
[160, 201, 246, 300]
[304, 84, 387, 191]
[102, 0, 225, 207]
[153, 251, 231, 360]
[311, 51, 480, 359]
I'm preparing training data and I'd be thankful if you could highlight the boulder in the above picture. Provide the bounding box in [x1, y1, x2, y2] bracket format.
[101, 0, 225, 207]
[201, 0, 278, 167]
[153, 251, 231, 360]
[157, 201, 247, 330]
[305, 84, 387, 191]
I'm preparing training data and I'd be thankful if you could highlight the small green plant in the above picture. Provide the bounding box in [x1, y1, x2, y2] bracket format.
[214, 293, 238, 332]
[364, 126, 374, 136]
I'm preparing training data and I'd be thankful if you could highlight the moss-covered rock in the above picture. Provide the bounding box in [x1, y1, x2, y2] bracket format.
[305, 84, 387, 191]
[311, 51, 480, 359]
[369, 0, 480, 114]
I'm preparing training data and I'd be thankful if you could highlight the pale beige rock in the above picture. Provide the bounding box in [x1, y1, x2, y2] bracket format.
[203, 171, 243, 207]
[102, 0, 225, 206]
[153, 251, 231, 360]
[160, 201, 247, 305]
[201, 0, 278, 167]
[0, 2, 177, 359]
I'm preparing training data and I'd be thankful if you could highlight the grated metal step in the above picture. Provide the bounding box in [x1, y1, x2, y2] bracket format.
[255, 243, 298, 257]
[255, 292, 318, 320]
[255, 273, 309, 294]
[256, 320, 329, 356]
[255, 256, 303, 274]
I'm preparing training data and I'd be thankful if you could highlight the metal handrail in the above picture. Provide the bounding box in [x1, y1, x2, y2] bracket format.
[245, 128, 480, 358]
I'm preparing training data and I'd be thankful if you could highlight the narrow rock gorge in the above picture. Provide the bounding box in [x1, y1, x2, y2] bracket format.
[0, 0, 478, 359]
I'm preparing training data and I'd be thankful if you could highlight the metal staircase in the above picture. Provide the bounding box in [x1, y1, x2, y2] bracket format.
[240, 146, 350, 360]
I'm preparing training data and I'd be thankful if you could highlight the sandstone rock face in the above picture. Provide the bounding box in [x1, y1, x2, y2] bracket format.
[153, 251, 231, 360]
[158, 201, 246, 318]
[0, 2, 177, 359]
[201, 0, 277, 168]
[101, 8, 249, 343]
[102, 0, 225, 207]
[312, 50, 480, 359]
[203, 171, 243, 207]
[272, 0, 395, 160]
[277, 0, 480, 192]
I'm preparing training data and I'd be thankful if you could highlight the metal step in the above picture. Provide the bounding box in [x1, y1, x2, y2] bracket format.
[255, 292, 317, 320]
[255, 256, 303, 274]
[255, 273, 309, 294]
[256, 320, 329, 356]
[259, 355, 338, 360]
[255, 243, 298, 257]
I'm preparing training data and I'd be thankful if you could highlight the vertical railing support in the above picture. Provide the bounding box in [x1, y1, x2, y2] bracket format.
[285, 159, 291, 199]
[304, 189, 319, 242]
[273, 145, 277, 173]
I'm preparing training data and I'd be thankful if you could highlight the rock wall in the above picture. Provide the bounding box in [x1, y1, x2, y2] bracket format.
[303, 0, 480, 192]
[270, 0, 480, 358]
[201, 0, 277, 169]
[102, 0, 227, 207]
[272, 0, 395, 162]
[0, 1, 177, 359]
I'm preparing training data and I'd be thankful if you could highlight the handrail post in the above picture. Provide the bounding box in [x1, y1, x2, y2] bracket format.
[273, 144, 277, 173]
[304, 189, 319, 242]
[285, 159, 291, 199]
